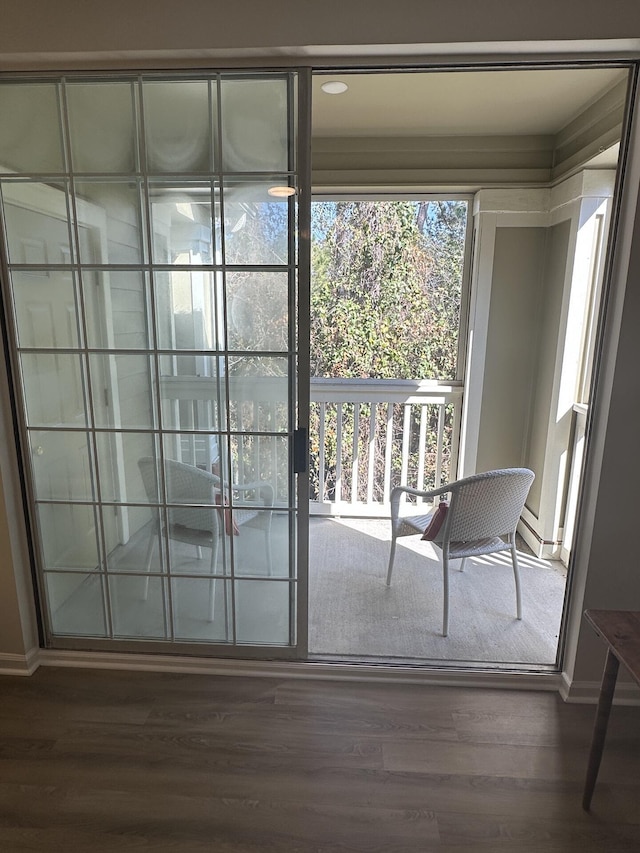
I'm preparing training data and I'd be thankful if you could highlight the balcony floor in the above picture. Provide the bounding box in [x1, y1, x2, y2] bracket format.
[49, 513, 566, 670]
[308, 516, 566, 668]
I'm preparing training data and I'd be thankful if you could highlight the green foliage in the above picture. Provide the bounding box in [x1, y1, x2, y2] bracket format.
[222, 196, 469, 504]
[310, 200, 466, 381]
[309, 199, 467, 502]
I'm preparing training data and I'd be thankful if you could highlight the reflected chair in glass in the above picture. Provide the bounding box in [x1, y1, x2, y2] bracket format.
[138, 456, 274, 621]
[387, 467, 535, 636]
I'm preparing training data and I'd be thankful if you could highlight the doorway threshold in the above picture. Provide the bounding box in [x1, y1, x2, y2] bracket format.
[35, 647, 562, 692]
[308, 652, 560, 675]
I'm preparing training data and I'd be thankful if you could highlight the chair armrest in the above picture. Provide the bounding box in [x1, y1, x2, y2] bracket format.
[389, 483, 451, 520]
[232, 481, 275, 507]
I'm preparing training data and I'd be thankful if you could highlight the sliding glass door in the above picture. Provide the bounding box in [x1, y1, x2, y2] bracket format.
[0, 71, 307, 655]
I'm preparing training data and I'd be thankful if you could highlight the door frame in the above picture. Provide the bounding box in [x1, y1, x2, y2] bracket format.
[0, 57, 637, 677]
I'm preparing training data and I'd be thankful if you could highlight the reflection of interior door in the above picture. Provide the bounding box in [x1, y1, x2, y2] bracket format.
[6, 190, 119, 568]
[1, 69, 307, 652]
[18, 272, 102, 569]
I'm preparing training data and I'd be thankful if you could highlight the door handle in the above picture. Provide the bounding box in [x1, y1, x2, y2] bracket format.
[293, 427, 308, 474]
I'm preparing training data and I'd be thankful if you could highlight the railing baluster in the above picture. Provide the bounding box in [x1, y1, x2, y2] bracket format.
[352, 402, 360, 504]
[417, 403, 427, 501]
[185, 400, 196, 465]
[400, 403, 411, 487]
[205, 397, 214, 470]
[435, 403, 445, 488]
[383, 401, 393, 504]
[319, 402, 326, 501]
[367, 402, 376, 504]
[335, 402, 343, 505]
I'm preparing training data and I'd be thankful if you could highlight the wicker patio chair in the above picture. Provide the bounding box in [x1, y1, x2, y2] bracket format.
[387, 467, 535, 636]
[138, 456, 274, 620]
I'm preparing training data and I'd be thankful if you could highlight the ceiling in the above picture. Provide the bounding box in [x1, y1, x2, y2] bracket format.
[311, 67, 628, 139]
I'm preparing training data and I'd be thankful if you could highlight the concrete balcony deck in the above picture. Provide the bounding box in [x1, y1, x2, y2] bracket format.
[308, 515, 566, 668]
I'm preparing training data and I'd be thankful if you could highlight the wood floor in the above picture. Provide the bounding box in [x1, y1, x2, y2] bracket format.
[0, 667, 639, 852]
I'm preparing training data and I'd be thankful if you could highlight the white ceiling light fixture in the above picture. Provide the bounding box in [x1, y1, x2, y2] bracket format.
[321, 80, 349, 95]
[267, 186, 296, 198]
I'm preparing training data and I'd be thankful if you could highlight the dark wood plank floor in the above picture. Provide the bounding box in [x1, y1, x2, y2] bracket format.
[0, 667, 639, 852]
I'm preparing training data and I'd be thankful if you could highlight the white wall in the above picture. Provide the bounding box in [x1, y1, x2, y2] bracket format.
[466, 175, 616, 569]
[0, 1, 639, 62]
[525, 220, 570, 517]
[475, 226, 547, 475]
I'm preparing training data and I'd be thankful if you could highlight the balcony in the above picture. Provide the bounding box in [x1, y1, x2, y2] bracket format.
[306, 377, 565, 666]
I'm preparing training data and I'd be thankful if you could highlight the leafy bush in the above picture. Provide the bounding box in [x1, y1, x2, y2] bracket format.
[310, 200, 467, 503]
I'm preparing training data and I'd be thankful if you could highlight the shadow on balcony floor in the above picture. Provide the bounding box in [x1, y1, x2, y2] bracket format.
[309, 516, 566, 667]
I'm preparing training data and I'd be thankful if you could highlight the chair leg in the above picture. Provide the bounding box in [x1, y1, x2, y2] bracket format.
[265, 529, 273, 577]
[459, 557, 467, 572]
[511, 538, 523, 620]
[442, 551, 450, 637]
[386, 536, 397, 586]
[208, 537, 219, 622]
[208, 578, 217, 623]
[260, 510, 274, 577]
[142, 521, 157, 601]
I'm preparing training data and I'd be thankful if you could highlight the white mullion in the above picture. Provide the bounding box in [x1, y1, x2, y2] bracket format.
[186, 401, 196, 465]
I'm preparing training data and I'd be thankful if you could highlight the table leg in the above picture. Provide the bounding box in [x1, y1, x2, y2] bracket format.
[582, 648, 620, 811]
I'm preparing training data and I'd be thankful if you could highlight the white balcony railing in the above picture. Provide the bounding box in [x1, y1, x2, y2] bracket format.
[310, 378, 463, 517]
[159, 375, 463, 518]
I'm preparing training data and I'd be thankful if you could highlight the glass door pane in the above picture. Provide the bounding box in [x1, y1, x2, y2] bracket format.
[0, 71, 302, 654]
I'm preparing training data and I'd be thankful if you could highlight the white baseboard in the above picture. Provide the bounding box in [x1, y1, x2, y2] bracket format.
[560, 671, 640, 704]
[518, 519, 544, 558]
[0, 648, 40, 676]
[517, 519, 562, 561]
[33, 648, 562, 691]
[9, 649, 639, 704]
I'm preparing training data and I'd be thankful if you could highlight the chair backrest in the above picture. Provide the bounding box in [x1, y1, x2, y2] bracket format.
[438, 468, 534, 544]
[138, 456, 222, 534]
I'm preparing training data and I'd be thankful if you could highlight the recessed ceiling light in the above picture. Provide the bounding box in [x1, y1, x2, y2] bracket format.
[321, 80, 348, 95]
[267, 186, 296, 198]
